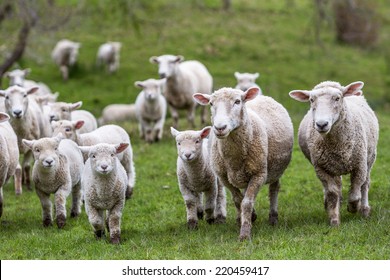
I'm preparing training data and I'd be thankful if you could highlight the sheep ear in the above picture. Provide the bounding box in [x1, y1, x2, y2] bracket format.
[254, 73, 259, 79]
[170, 127, 179, 138]
[54, 133, 64, 142]
[74, 120, 84, 130]
[200, 126, 211, 139]
[115, 143, 129, 154]
[289, 90, 311, 102]
[149, 56, 159, 64]
[242, 87, 259, 102]
[0, 90, 5, 97]
[234, 72, 241, 79]
[22, 139, 34, 150]
[193, 93, 211, 105]
[70, 101, 82, 111]
[78, 146, 91, 155]
[24, 68, 31, 76]
[175, 55, 184, 63]
[27, 86, 40, 95]
[0, 112, 10, 123]
[343, 81, 364, 97]
[4, 72, 10, 78]
[134, 81, 144, 89]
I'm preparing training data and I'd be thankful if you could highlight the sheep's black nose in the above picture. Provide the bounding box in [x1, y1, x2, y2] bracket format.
[101, 164, 108, 170]
[214, 124, 227, 132]
[13, 109, 22, 117]
[159, 73, 166, 79]
[316, 121, 329, 130]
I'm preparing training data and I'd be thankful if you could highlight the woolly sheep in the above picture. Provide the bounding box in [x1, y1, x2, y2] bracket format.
[149, 54, 212, 128]
[51, 120, 136, 199]
[0, 113, 22, 216]
[171, 126, 226, 229]
[96, 42, 122, 73]
[194, 87, 294, 241]
[234, 72, 263, 94]
[79, 143, 129, 244]
[134, 78, 167, 143]
[98, 104, 137, 125]
[48, 101, 98, 134]
[289, 81, 379, 226]
[22, 134, 84, 228]
[51, 39, 81, 81]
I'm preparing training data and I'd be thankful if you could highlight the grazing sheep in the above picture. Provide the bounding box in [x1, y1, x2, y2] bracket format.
[289, 81, 379, 226]
[96, 42, 122, 73]
[48, 101, 98, 134]
[22, 134, 84, 228]
[234, 72, 263, 94]
[98, 104, 137, 125]
[171, 126, 226, 229]
[134, 78, 167, 143]
[194, 87, 294, 241]
[51, 39, 81, 81]
[51, 120, 135, 199]
[0, 113, 22, 216]
[79, 143, 129, 244]
[149, 54, 212, 128]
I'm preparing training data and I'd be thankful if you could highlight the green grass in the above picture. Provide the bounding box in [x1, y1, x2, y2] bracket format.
[0, 0, 389, 260]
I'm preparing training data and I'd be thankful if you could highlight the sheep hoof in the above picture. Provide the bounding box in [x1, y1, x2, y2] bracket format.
[269, 212, 278, 226]
[251, 211, 257, 222]
[70, 211, 79, 218]
[95, 230, 105, 239]
[347, 200, 360, 213]
[110, 234, 121, 244]
[329, 218, 340, 227]
[187, 219, 198, 230]
[360, 206, 371, 218]
[206, 217, 215, 224]
[43, 218, 53, 227]
[197, 211, 204, 220]
[215, 215, 226, 224]
[125, 188, 133, 200]
[239, 223, 251, 241]
[56, 214, 66, 229]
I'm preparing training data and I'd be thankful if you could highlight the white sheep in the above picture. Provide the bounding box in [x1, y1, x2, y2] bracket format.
[51, 120, 136, 199]
[289, 81, 379, 226]
[149, 54, 212, 128]
[79, 143, 129, 244]
[22, 134, 84, 228]
[0, 113, 22, 216]
[134, 78, 167, 143]
[51, 39, 81, 81]
[98, 104, 137, 125]
[171, 126, 227, 229]
[48, 101, 98, 134]
[194, 87, 294, 241]
[234, 72, 263, 94]
[96, 42, 122, 73]
[0, 85, 51, 191]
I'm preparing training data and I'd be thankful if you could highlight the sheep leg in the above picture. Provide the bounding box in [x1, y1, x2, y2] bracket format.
[107, 201, 124, 244]
[360, 175, 371, 217]
[214, 179, 227, 224]
[180, 184, 200, 230]
[14, 163, 22, 195]
[35, 188, 53, 227]
[348, 165, 367, 214]
[138, 123, 145, 140]
[54, 187, 69, 229]
[70, 182, 82, 217]
[88, 207, 105, 239]
[269, 180, 280, 226]
[122, 149, 135, 199]
[60, 65, 68, 81]
[169, 106, 179, 128]
[0, 187, 3, 217]
[187, 105, 196, 128]
[204, 186, 217, 224]
[196, 194, 203, 220]
[22, 151, 32, 190]
[154, 118, 164, 142]
[217, 174, 243, 225]
[200, 105, 207, 125]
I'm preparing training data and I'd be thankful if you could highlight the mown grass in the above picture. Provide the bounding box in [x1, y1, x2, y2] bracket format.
[0, 0, 389, 260]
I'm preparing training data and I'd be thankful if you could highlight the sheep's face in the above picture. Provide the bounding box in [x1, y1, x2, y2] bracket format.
[135, 79, 165, 102]
[0, 85, 39, 119]
[234, 72, 259, 92]
[150, 55, 183, 79]
[5, 69, 30, 87]
[171, 127, 210, 162]
[51, 120, 81, 142]
[49, 101, 81, 122]
[23, 137, 62, 169]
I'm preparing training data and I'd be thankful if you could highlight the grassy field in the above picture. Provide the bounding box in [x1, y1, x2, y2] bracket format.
[0, 0, 389, 260]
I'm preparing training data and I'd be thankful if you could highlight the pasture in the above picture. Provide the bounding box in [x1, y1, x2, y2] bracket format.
[0, 0, 389, 259]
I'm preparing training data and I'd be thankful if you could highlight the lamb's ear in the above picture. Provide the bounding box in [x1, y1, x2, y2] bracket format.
[70, 101, 82, 111]
[78, 146, 91, 155]
[253, 72, 259, 79]
[4, 72, 10, 78]
[73, 120, 85, 130]
[193, 93, 211, 105]
[170, 127, 179, 138]
[343, 81, 364, 97]
[175, 55, 184, 63]
[27, 86, 40, 95]
[134, 81, 144, 89]
[234, 72, 241, 79]
[115, 143, 129, 154]
[0, 90, 5, 97]
[242, 87, 260, 102]
[54, 133, 64, 142]
[22, 139, 34, 150]
[289, 90, 311, 102]
[149, 56, 159, 64]
[0, 112, 10, 123]
[200, 126, 211, 139]
[24, 68, 31, 76]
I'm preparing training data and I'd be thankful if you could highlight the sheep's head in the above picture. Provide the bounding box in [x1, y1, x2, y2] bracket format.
[194, 87, 260, 139]
[289, 81, 364, 134]
[149, 54, 183, 79]
[0, 85, 39, 119]
[234, 72, 259, 92]
[49, 101, 82, 122]
[51, 120, 83, 141]
[135, 78, 165, 102]
[171, 126, 210, 162]
[4, 68, 31, 86]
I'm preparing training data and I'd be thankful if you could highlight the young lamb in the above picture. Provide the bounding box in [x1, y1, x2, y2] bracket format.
[194, 87, 294, 241]
[171, 126, 226, 229]
[96, 42, 122, 73]
[51, 39, 81, 81]
[134, 78, 167, 143]
[149, 54, 212, 128]
[98, 104, 137, 125]
[22, 134, 84, 228]
[0, 113, 22, 216]
[234, 72, 263, 94]
[51, 120, 136, 199]
[79, 143, 129, 244]
[0, 85, 51, 190]
[48, 101, 98, 134]
[289, 81, 379, 226]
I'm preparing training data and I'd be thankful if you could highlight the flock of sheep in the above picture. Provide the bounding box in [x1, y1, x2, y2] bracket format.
[0, 38, 379, 243]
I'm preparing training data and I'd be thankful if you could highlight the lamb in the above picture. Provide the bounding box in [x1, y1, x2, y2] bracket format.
[171, 126, 226, 229]
[149, 54, 212, 128]
[289, 81, 379, 226]
[22, 134, 84, 228]
[0, 113, 22, 216]
[193, 87, 294, 241]
[51, 120, 136, 199]
[134, 78, 167, 143]
[48, 101, 98, 134]
[96, 42, 122, 73]
[79, 143, 129, 244]
[51, 39, 81, 81]
[234, 72, 263, 94]
[98, 104, 137, 125]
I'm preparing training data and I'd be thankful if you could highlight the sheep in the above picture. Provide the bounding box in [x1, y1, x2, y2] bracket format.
[48, 101, 98, 134]
[51, 120, 136, 199]
[193, 87, 294, 241]
[0, 113, 22, 216]
[134, 78, 167, 143]
[79, 143, 129, 244]
[0, 85, 51, 190]
[22, 134, 84, 228]
[98, 104, 137, 125]
[149, 54, 212, 128]
[234, 72, 263, 94]
[96, 42, 122, 73]
[51, 39, 81, 81]
[289, 81, 379, 226]
[171, 126, 227, 229]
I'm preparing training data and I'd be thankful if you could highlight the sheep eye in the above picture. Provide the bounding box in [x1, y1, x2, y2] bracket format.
[335, 97, 340, 101]
[209, 102, 213, 107]
[23, 94, 27, 98]
[234, 99, 241, 105]
[65, 128, 71, 132]
[111, 154, 115, 157]
[5, 96, 9, 100]
[35, 148, 40, 153]
[195, 140, 200, 144]
[309, 98, 314, 103]
[92, 155, 96, 158]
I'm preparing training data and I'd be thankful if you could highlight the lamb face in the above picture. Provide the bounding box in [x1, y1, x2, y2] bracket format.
[0, 86, 38, 119]
[171, 127, 210, 162]
[23, 137, 62, 170]
[149, 54, 183, 79]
